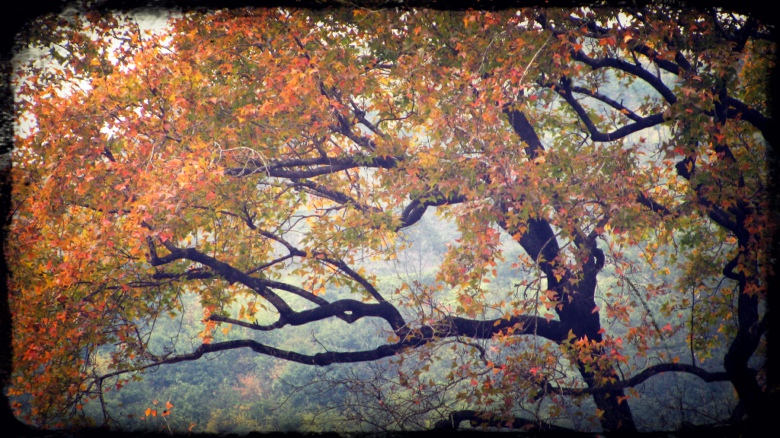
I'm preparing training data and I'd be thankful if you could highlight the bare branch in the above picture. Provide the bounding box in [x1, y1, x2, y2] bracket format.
[569, 49, 677, 105]
[549, 363, 730, 396]
[555, 78, 667, 142]
[146, 239, 295, 315]
[224, 154, 399, 178]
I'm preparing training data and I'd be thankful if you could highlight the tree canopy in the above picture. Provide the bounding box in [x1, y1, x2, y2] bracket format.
[8, 2, 774, 433]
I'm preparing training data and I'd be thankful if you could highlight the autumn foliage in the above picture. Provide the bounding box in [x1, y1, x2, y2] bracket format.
[8, 4, 773, 432]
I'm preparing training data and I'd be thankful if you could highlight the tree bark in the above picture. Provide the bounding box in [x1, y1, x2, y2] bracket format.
[501, 108, 637, 431]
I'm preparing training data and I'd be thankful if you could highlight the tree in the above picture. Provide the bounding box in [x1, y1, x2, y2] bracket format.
[8, 3, 773, 433]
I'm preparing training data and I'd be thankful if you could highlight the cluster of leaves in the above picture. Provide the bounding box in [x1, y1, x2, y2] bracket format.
[8, 3, 772, 433]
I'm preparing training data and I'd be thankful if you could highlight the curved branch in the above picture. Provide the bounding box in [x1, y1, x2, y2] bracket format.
[257, 278, 332, 306]
[636, 191, 678, 218]
[146, 238, 294, 315]
[723, 253, 743, 281]
[630, 42, 689, 75]
[290, 299, 404, 329]
[315, 254, 388, 303]
[398, 198, 427, 229]
[99, 313, 564, 388]
[549, 363, 730, 396]
[722, 96, 770, 139]
[692, 188, 740, 233]
[672, 149, 740, 232]
[148, 235, 402, 336]
[254, 229, 306, 257]
[103, 338, 411, 371]
[555, 78, 667, 142]
[224, 154, 399, 178]
[559, 14, 693, 75]
[502, 108, 545, 157]
[567, 84, 643, 122]
[570, 49, 677, 104]
[208, 299, 406, 332]
[397, 190, 467, 230]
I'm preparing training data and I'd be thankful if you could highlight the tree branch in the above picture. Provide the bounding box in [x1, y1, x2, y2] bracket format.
[208, 299, 406, 332]
[99, 312, 564, 388]
[224, 154, 399, 178]
[722, 95, 770, 139]
[315, 254, 389, 303]
[569, 49, 678, 104]
[636, 191, 678, 218]
[554, 78, 667, 142]
[567, 84, 643, 122]
[397, 190, 467, 230]
[288, 179, 382, 214]
[146, 238, 295, 315]
[548, 363, 730, 396]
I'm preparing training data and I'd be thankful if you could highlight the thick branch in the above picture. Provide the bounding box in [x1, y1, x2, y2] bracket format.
[209, 299, 406, 332]
[555, 78, 666, 142]
[258, 278, 330, 306]
[316, 255, 388, 303]
[630, 42, 689, 75]
[571, 49, 677, 104]
[636, 191, 677, 218]
[439, 314, 565, 343]
[561, 14, 692, 75]
[146, 239, 294, 315]
[722, 96, 770, 139]
[224, 154, 399, 178]
[567, 84, 643, 122]
[113, 338, 411, 368]
[101, 313, 563, 384]
[502, 108, 545, 158]
[569, 49, 678, 104]
[397, 191, 467, 230]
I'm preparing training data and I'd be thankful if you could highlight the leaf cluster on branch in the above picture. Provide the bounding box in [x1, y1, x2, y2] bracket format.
[8, 3, 772, 433]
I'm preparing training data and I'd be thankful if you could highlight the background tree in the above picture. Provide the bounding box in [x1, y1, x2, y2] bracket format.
[8, 3, 773, 433]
